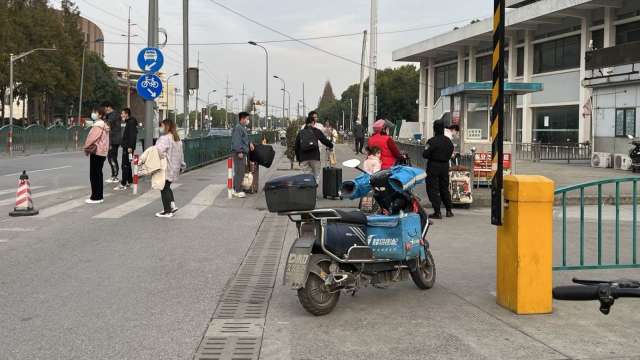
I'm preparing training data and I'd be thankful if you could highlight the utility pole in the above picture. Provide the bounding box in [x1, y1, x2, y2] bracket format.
[224, 76, 230, 128]
[349, 98, 353, 131]
[368, 0, 378, 134]
[358, 30, 367, 125]
[302, 82, 306, 117]
[78, 46, 86, 125]
[144, 0, 158, 149]
[194, 51, 200, 130]
[126, 6, 133, 108]
[182, 0, 189, 136]
[240, 83, 248, 112]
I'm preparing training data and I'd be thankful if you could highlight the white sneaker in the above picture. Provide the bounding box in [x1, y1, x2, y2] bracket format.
[170, 202, 179, 213]
[85, 198, 104, 204]
[113, 184, 129, 191]
[233, 191, 246, 198]
[105, 177, 118, 184]
[155, 211, 174, 218]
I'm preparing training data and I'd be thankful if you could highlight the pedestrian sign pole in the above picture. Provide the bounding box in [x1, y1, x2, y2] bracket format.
[491, 0, 505, 226]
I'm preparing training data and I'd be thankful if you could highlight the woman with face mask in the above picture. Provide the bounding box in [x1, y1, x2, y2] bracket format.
[83, 107, 110, 204]
[154, 119, 185, 218]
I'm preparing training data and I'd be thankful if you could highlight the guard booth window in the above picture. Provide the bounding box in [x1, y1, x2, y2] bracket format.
[533, 35, 580, 74]
[466, 95, 490, 141]
[434, 63, 457, 103]
[616, 21, 640, 45]
[615, 108, 636, 137]
[533, 106, 579, 144]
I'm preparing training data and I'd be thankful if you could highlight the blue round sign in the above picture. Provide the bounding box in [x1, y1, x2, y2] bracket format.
[136, 74, 163, 101]
[137, 47, 164, 74]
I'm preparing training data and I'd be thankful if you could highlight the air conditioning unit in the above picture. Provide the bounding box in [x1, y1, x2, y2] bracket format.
[614, 153, 632, 171]
[591, 152, 612, 168]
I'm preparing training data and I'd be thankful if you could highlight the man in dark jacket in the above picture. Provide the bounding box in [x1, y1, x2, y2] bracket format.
[353, 120, 365, 154]
[423, 119, 454, 219]
[114, 108, 138, 190]
[231, 112, 254, 198]
[103, 101, 122, 183]
[295, 111, 333, 182]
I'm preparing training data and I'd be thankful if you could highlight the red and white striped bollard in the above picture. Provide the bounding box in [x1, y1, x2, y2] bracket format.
[227, 157, 233, 199]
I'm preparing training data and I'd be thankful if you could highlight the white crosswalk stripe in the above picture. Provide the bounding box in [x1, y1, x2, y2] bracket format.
[93, 184, 182, 219]
[0, 186, 85, 207]
[0, 186, 45, 198]
[37, 194, 114, 219]
[174, 184, 225, 220]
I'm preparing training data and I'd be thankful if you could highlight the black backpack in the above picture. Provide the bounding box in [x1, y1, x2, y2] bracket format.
[299, 127, 319, 152]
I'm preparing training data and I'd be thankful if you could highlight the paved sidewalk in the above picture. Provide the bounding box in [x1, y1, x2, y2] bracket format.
[261, 207, 640, 360]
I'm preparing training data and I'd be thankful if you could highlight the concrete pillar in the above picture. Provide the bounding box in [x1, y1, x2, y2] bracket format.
[522, 30, 534, 143]
[604, 7, 616, 48]
[507, 34, 517, 82]
[579, 15, 592, 143]
[426, 58, 435, 139]
[457, 48, 466, 84]
[468, 46, 477, 82]
[419, 61, 427, 137]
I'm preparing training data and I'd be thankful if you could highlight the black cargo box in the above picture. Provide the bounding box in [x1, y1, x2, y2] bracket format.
[265, 174, 317, 213]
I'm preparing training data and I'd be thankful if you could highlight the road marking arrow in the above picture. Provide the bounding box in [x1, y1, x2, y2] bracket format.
[144, 62, 157, 72]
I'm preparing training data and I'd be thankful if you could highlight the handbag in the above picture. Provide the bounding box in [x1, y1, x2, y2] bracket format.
[84, 126, 105, 155]
[242, 173, 254, 191]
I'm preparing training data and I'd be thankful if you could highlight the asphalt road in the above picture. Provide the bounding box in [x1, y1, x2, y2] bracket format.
[0, 151, 273, 359]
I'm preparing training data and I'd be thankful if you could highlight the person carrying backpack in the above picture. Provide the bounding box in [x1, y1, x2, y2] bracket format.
[295, 111, 333, 182]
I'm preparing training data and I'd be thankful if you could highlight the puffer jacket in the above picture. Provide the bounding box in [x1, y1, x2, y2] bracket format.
[83, 120, 110, 157]
[367, 132, 402, 170]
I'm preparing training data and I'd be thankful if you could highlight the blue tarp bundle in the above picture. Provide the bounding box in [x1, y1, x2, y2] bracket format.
[342, 166, 426, 200]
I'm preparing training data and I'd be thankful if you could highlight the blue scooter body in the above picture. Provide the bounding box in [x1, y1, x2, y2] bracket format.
[367, 213, 425, 261]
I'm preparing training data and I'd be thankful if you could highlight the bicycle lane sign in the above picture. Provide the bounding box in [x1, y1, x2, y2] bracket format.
[136, 74, 163, 101]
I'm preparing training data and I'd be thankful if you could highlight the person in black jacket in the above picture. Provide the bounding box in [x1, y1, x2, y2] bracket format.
[114, 108, 138, 190]
[353, 120, 365, 154]
[295, 111, 333, 182]
[103, 101, 122, 183]
[423, 119, 454, 219]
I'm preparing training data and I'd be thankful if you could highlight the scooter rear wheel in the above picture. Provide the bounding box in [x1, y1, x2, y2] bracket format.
[297, 262, 340, 316]
[410, 250, 436, 290]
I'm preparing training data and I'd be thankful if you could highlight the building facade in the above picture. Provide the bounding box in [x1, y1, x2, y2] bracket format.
[393, 0, 640, 150]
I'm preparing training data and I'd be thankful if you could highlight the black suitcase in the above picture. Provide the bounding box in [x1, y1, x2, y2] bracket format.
[249, 144, 275, 168]
[322, 166, 342, 199]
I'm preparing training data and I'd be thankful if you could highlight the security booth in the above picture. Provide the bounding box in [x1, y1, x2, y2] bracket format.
[439, 82, 543, 184]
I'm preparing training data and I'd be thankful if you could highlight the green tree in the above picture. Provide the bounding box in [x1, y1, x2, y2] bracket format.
[81, 53, 123, 114]
[314, 80, 340, 126]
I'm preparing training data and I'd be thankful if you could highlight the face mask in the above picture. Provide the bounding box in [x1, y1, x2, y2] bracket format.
[159, 127, 165, 135]
[91, 113, 98, 121]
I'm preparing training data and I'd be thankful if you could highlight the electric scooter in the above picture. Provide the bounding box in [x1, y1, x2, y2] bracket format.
[280, 160, 436, 316]
[628, 134, 640, 173]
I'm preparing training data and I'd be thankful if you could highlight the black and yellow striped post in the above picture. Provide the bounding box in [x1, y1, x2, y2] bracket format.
[491, 0, 505, 225]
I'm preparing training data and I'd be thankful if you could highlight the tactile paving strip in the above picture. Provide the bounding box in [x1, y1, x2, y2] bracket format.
[194, 214, 288, 360]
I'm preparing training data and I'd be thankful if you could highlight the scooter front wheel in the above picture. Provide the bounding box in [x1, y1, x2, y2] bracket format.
[410, 250, 436, 290]
[297, 262, 340, 316]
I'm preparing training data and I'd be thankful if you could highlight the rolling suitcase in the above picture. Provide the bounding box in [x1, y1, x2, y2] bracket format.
[322, 166, 342, 199]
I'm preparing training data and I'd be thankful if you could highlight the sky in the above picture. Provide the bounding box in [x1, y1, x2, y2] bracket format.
[55, 0, 493, 116]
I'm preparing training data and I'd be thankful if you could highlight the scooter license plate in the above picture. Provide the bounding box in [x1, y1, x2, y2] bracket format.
[284, 248, 312, 289]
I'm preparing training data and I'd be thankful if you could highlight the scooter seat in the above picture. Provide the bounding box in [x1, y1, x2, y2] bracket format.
[334, 210, 368, 225]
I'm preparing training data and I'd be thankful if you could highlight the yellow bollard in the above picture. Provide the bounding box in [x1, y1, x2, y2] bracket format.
[497, 175, 554, 314]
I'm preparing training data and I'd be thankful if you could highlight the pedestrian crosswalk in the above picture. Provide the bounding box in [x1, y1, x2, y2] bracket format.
[1, 181, 228, 221]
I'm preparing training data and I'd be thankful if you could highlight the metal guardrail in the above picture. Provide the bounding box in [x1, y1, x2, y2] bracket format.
[1, 125, 91, 154]
[517, 142, 591, 163]
[183, 131, 278, 171]
[554, 177, 640, 270]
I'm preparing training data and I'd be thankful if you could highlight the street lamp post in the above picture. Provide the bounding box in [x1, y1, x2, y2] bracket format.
[121, 6, 138, 108]
[9, 47, 56, 156]
[281, 88, 291, 125]
[207, 89, 216, 128]
[165, 72, 180, 118]
[78, 38, 103, 126]
[248, 41, 269, 130]
[274, 75, 285, 129]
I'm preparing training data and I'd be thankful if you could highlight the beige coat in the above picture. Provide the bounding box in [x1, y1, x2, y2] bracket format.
[138, 146, 167, 190]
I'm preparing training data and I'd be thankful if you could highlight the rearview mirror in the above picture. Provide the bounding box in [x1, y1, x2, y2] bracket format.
[342, 159, 361, 168]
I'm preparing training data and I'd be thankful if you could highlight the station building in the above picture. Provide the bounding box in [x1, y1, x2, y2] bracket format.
[393, 0, 640, 155]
